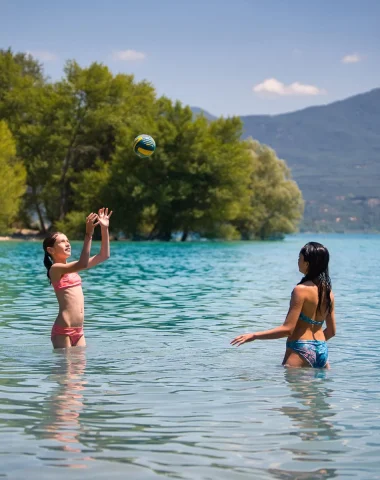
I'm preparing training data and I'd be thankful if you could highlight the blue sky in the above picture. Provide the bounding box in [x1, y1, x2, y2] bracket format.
[1, 0, 379, 116]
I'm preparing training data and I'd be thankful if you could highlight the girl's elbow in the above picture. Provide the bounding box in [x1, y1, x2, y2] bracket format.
[100, 253, 110, 262]
[324, 327, 336, 340]
[328, 324, 336, 337]
[283, 326, 294, 337]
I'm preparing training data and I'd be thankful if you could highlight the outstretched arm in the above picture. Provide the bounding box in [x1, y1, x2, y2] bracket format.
[49, 213, 98, 281]
[230, 286, 304, 346]
[87, 207, 113, 269]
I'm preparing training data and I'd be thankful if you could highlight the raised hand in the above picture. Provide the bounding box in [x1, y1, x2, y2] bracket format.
[97, 207, 113, 229]
[230, 333, 256, 347]
[86, 212, 99, 236]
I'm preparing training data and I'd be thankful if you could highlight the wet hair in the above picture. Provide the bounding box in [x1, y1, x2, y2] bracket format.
[299, 242, 332, 315]
[42, 232, 60, 280]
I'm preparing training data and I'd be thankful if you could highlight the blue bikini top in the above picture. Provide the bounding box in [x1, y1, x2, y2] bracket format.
[299, 312, 324, 326]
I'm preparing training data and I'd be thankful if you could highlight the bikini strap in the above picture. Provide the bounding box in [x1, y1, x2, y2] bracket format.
[299, 312, 324, 326]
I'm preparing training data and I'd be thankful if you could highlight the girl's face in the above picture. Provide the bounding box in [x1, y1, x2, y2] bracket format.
[47, 234, 71, 261]
[298, 253, 309, 275]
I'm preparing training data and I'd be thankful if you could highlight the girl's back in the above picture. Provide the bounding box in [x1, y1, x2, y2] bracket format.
[289, 280, 335, 342]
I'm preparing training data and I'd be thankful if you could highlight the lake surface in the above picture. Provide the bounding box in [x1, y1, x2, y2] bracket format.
[1, 235, 379, 479]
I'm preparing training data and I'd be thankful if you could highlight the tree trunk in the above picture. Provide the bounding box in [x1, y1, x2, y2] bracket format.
[58, 105, 88, 220]
[157, 229, 172, 241]
[181, 227, 189, 242]
[32, 186, 46, 234]
[148, 222, 159, 240]
[59, 151, 71, 220]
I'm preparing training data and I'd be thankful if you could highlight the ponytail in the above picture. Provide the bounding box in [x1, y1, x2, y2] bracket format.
[299, 242, 332, 315]
[299, 270, 332, 315]
[42, 232, 60, 281]
[43, 251, 53, 279]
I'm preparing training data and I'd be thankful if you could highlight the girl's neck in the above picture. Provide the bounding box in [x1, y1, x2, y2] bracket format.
[53, 258, 67, 264]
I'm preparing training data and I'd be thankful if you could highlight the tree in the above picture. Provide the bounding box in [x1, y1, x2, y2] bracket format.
[0, 49, 44, 124]
[0, 52, 158, 232]
[234, 140, 304, 240]
[0, 49, 51, 231]
[55, 61, 158, 235]
[0, 121, 26, 232]
[103, 99, 253, 240]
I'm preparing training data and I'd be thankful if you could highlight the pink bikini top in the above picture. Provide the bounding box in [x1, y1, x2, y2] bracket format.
[51, 272, 82, 291]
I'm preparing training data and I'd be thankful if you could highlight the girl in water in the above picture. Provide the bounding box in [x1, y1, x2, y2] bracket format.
[231, 242, 336, 368]
[42, 208, 112, 349]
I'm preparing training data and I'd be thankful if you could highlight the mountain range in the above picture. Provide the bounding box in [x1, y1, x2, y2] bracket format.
[192, 88, 380, 232]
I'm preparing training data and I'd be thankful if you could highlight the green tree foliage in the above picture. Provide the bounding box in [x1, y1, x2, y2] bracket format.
[101, 100, 253, 240]
[0, 49, 44, 125]
[234, 140, 304, 240]
[0, 49, 52, 231]
[0, 49, 303, 240]
[0, 121, 26, 232]
[53, 61, 157, 221]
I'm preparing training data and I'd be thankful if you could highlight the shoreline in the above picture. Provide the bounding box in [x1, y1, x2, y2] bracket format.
[0, 230, 44, 242]
[1, 231, 379, 243]
[0, 237, 43, 242]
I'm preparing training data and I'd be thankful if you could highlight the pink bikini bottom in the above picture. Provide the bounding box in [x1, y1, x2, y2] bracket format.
[51, 324, 84, 346]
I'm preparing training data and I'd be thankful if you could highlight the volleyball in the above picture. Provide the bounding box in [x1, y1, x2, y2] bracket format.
[133, 134, 156, 158]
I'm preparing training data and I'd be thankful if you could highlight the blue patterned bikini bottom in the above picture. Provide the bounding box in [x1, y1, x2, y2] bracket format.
[286, 340, 328, 368]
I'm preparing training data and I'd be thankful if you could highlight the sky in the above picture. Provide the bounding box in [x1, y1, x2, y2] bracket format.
[1, 0, 379, 116]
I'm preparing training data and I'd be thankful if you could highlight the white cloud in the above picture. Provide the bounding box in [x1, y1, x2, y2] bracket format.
[27, 50, 57, 62]
[253, 78, 326, 96]
[112, 49, 146, 61]
[341, 53, 361, 64]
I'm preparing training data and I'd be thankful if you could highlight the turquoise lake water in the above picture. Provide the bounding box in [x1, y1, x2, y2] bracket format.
[0, 235, 379, 479]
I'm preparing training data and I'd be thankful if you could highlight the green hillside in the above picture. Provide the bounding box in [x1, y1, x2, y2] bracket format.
[195, 88, 380, 231]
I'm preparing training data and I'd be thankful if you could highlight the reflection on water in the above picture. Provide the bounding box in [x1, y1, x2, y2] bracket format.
[1, 235, 380, 479]
[268, 370, 339, 480]
[281, 369, 339, 442]
[31, 349, 90, 469]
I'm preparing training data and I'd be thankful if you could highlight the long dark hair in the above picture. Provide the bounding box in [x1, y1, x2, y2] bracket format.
[299, 242, 332, 314]
[42, 232, 60, 279]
